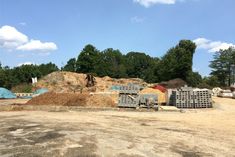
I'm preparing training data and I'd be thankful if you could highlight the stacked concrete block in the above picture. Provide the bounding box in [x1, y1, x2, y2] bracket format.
[171, 87, 212, 109]
[118, 84, 140, 108]
[194, 90, 212, 108]
[171, 88, 195, 108]
[118, 84, 159, 108]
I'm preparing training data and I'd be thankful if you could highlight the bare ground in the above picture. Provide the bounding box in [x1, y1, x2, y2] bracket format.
[0, 97, 235, 157]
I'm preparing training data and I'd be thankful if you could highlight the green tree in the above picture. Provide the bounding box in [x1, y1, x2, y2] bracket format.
[186, 72, 202, 87]
[76, 44, 100, 73]
[158, 40, 196, 83]
[0, 62, 59, 89]
[210, 47, 235, 86]
[95, 48, 126, 78]
[125, 52, 156, 80]
[200, 76, 220, 88]
[38, 62, 59, 76]
[12, 64, 41, 83]
[62, 58, 77, 72]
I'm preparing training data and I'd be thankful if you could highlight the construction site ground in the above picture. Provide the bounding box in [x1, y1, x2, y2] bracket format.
[0, 97, 235, 157]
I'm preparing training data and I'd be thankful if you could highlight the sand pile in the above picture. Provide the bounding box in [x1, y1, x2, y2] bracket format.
[35, 71, 147, 93]
[159, 78, 186, 89]
[34, 72, 87, 93]
[86, 94, 116, 107]
[26, 92, 116, 107]
[26, 92, 87, 106]
[140, 88, 167, 104]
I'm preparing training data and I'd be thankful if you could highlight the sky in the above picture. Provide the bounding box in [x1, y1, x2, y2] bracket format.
[0, 0, 235, 76]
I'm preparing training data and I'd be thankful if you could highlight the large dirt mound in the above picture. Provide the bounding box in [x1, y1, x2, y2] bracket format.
[35, 71, 147, 93]
[26, 92, 116, 107]
[140, 88, 166, 104]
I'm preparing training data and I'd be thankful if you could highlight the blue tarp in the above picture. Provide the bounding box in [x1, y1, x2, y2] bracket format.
[0, 87, 17, 99]
[110, 85, 121, 91]
[33, 88, 49, 95]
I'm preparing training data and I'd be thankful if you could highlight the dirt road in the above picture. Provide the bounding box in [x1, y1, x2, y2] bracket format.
[0, 97, 235, 157]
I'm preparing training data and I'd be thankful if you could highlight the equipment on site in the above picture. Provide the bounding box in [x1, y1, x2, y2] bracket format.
[118, 84, 158, 109]
[85, 74, 96, 87]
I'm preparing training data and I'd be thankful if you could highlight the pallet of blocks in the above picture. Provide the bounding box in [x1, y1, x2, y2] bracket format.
[171, 87, 194, 108]
[118, 84, 140, 108]
[171, 87, 212, 109]
[194, 89, 212, 108]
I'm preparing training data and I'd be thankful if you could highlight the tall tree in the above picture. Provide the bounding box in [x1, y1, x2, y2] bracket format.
[125, 52, 155, 79]
[158, 40, 196, 83]
[95, 48, 126, 78]
[76, 44, 100, 73]
[210, 47, 235, 86]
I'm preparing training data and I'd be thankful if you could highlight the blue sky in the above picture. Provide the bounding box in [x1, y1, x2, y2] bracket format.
[0, 0, 235, 76]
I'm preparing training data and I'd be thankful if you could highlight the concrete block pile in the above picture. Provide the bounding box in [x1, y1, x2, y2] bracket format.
[171, 87, 212, 108]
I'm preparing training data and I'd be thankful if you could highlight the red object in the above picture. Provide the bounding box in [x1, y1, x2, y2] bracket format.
[152, 85, 167, 93]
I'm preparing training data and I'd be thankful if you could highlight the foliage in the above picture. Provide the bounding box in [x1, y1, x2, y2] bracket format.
[186, 72, 202, 87]
[0, 63, 59, 89]
[38, 62, 59, 76]
[1, 40, 207, 89]
[94, 48, 127, 78]
[76, 44, 101, 73]
[158, 40, 196, 82]
[198, 76, 220, 89]
[62, 41, 199, 84]
[11, 83, 33, 93]
[210, 47, 235, 86]
[62, 58, 77, 72]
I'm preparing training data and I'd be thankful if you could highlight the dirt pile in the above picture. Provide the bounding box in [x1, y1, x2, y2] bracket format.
[26, 92, 87, 106]
[26, 92, 116, 107]
[140, 88, 167, 104]
[35, 71, 147, 93]
[86, 94, 116, 107]
[34, 72, 87, 93]
[159, 78, 187, 89]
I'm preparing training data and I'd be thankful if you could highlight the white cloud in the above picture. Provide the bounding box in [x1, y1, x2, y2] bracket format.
[17, 39, 57, 51]
[17, 62, 34, 66]
[133, 0, 176, 7]
[0, 25, 28, 49]
[193, 38, 235, 53]
[0, 25, 57, 54]
[131, 16, 145, 23]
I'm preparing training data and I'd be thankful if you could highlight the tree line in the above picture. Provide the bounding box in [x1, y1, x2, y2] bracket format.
[63, 40, 200, 85]
[1, 39, 234, 91]
[0, 63, 58, 90]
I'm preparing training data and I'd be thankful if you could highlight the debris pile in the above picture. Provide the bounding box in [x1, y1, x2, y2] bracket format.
[35, 71, 147, 93]
[159, 78, 187, 89]
[26, 92, 116, 107]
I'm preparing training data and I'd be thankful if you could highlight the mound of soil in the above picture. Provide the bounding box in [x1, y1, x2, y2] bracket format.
[26, 92, 116, 107]
[26, 92, 87, 106]
[34, 71, 147, 93]
[159, 78, 187, 89]
[34, 72, 87, 93]
[140, 88, 167, 103]
[86, 94, 116, 107]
